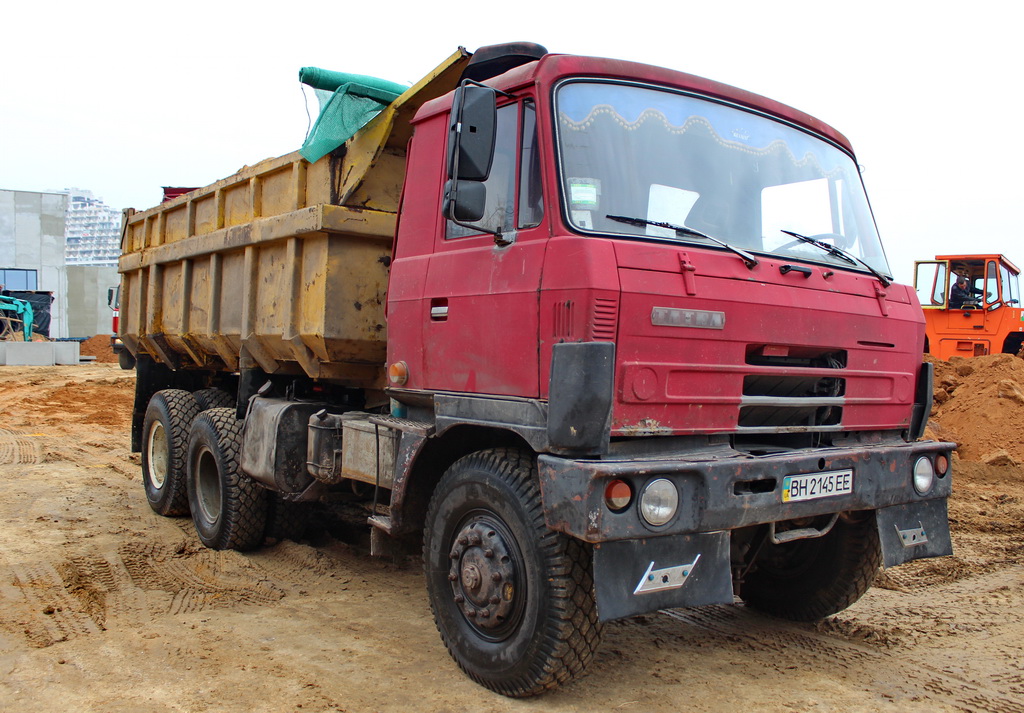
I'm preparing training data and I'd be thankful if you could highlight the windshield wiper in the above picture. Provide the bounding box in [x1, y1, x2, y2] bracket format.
[607, 215, 759, 268]
[780, 230, 891, 287]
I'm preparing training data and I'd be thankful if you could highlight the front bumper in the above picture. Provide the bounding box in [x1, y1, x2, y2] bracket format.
[538, 438, 952, 542]
[539, 439, 953, 621]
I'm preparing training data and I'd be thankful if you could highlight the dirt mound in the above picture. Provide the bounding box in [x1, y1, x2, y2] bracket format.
[928, 353, 1024, 464]
[78, 334, 118, 363]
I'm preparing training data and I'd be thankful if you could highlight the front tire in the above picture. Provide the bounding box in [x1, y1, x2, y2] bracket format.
[186, 408, 267, 551]
[739, 511, 881, 621]
[423, 448, 601, 697]
[141, 389, 201, 516]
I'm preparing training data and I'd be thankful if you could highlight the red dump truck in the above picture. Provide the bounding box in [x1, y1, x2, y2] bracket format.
[118, 43, 953, 696]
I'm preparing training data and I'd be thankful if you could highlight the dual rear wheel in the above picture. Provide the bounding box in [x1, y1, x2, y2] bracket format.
[141, 389, 283, 551]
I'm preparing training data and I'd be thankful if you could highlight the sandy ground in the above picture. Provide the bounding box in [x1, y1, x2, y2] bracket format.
[1, 362, 1023, 712]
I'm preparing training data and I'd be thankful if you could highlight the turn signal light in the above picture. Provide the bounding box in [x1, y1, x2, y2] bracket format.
[604, 479, 633, 512]
[388, 361, 409, 386]
[935, 453, 950, 476]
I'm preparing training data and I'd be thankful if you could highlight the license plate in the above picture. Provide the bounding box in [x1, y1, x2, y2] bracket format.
[782, 469, 853, 503]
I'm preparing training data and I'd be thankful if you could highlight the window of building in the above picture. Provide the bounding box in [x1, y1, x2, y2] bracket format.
[0, 269, 38, 291]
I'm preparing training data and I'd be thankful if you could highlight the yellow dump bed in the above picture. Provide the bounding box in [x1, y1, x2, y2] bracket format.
[119, 49, 468, 388]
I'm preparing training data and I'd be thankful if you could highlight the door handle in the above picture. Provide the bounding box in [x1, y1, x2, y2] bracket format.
[430, 298, 449, 321]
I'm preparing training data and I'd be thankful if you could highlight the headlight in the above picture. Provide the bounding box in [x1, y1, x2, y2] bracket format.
[913, 457, 935, 495]
[640, 478, 678, 526]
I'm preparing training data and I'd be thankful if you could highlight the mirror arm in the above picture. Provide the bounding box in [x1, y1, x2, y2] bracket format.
[446, 211, 504, 244]
[460, 78, 516, 99]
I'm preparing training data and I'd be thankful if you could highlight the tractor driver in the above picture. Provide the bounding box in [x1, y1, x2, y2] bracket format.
[950, 274, 983, 309]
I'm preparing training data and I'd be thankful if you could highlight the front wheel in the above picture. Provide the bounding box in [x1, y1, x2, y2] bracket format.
[186, 408, 267, 551]
[739, 511, 881, 621]
[423, 448, 602, 697]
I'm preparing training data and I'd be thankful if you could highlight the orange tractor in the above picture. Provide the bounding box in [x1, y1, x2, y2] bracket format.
[914, 254, 1024, 360]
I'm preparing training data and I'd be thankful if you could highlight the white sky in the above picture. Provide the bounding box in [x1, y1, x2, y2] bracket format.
[1, 1, 1019, 285]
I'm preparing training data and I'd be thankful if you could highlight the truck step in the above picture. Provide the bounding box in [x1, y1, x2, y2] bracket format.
[368, 414, 435, 437]
[367, 513, 392, 534]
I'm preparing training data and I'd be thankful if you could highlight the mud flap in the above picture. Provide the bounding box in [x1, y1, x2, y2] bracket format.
[876, 499, 953, 568]
[592, 532, 733, 622]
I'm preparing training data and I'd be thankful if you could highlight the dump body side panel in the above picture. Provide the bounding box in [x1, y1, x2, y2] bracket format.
[119, 50, 472, 387]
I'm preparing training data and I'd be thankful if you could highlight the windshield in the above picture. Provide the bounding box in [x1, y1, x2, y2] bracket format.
[555, 81, 891, 276]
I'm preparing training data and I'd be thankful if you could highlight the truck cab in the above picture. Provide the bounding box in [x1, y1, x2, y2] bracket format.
[914, 254, 1024, 359]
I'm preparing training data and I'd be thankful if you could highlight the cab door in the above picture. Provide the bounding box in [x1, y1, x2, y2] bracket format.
[420, 101, 547, 397]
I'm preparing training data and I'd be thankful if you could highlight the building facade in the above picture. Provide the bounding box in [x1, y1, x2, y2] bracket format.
[0, 189, 69, 338]
[63, 188, 121, 265]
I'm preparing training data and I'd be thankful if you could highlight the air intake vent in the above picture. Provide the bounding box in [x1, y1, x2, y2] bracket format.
[553, 300, 576, 340]
[591, 298, 618, 341]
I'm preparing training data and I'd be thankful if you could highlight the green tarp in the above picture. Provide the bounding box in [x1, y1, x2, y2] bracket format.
[299, 67, 408, 163]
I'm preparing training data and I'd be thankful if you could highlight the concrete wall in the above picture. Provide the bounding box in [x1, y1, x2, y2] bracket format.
[0, 189, 69, 337]
[66, 264, 120, 337]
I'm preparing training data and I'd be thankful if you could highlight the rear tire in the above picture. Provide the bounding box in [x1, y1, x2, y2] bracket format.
[186, 408, 267, 551]
[192, 387, 234, 411]
[739, 512, 881, 621]
[141, 389, 201, 516]
[423, 448, 602, 697]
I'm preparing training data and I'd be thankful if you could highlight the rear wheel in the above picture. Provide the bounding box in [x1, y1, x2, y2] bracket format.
[192, 387, 235, 412]
[141, 389, 201, 516]
[423, 448, 601, 697]
[186, 408, 267, 551]
[739, 512, 881, 621]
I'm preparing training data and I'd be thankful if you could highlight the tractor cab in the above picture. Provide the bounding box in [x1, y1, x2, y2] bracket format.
[914, 254, 1024, 359]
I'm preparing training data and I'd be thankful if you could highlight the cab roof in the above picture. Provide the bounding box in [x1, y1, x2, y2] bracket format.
[415, 52, 854, 154]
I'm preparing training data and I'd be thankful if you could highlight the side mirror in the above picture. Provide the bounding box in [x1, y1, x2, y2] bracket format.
[443, 180, 486, 223]
[107, 287, 116, 309]
[446, 84, 497, 182]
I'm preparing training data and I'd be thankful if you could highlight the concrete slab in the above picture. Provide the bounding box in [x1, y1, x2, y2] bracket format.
[0, 342, 55, 366]
[53, 341, 80, 365]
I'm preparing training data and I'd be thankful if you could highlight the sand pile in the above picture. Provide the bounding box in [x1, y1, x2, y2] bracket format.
[927, 353, 1024, 465]
[79, 334, 118, 363]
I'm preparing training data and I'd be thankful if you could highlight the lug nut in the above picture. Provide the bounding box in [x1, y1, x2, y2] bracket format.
[479, 611, 490, 619]
[491, 572, 502, 582]
[449, 551, 459, 560]
[484, 549, 494, 558]
[467, 609, 477, 618]
[458, 536, 468, 546]
[448, 573, 458, 582]
[454, 594, 464, 604]
[489, 596, 500, 605]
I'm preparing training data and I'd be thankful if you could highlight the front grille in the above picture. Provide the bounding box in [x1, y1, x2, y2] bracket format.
[739, 345, 846, 431]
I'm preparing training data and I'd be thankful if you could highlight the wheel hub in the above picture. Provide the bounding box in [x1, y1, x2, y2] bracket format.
[448, 520, 518, 632]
